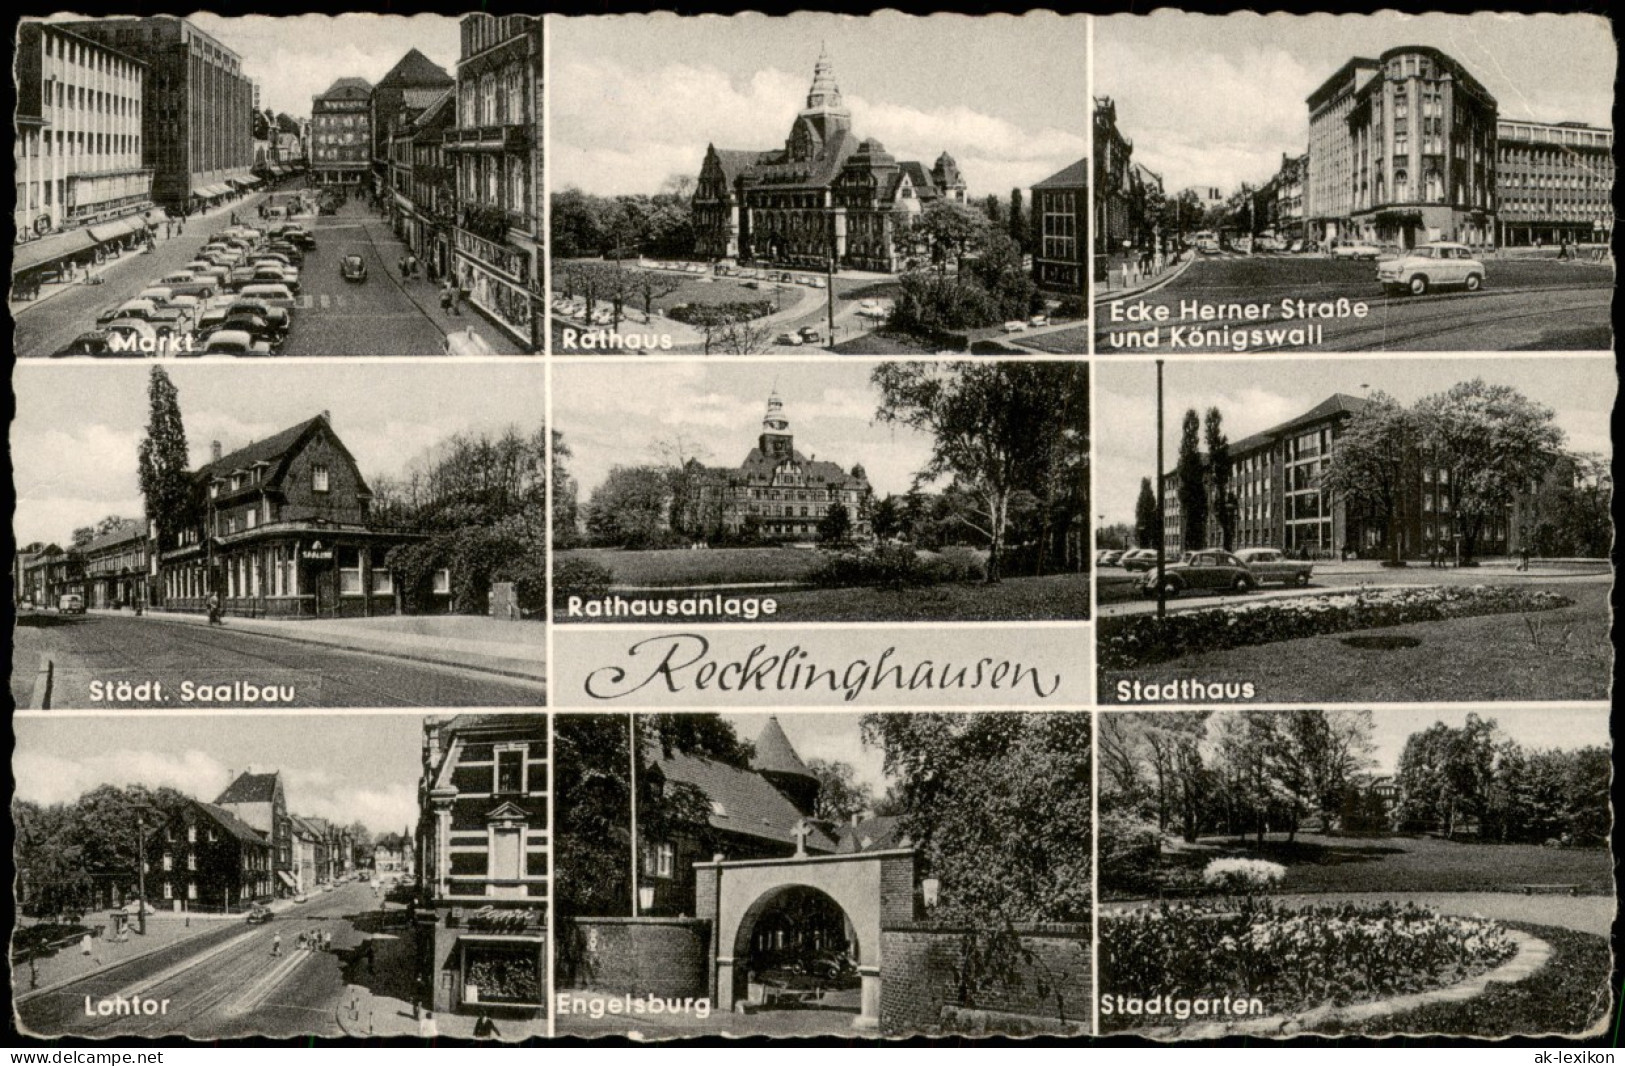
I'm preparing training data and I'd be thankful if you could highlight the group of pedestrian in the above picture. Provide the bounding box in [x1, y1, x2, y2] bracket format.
[398, 254, 421, 280]
[440, 279, 466, 316]
[272, 929, 332, 957]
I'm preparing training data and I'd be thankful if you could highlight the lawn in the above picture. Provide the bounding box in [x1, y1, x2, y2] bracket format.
[559, 547, 823, 587]
[1100, 582, 1608, 702]
[553, 263, 813, 315]
[1320, 922, 1612, 1038]
[1111, 832, 1614, 899]
[1013, 322, 1091, 355]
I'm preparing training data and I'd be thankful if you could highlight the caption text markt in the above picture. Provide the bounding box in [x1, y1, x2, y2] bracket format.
[582, 632, 1062, 702]
[1107, 296, 1369, 351]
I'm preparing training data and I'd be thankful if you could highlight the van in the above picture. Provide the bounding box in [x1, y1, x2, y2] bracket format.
[58, 593, 85, 614]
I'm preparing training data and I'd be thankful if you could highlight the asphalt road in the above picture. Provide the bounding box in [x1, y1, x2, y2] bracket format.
[15, 195, 518, 357]
[1095, 254, 1611, 353]
[15, 882, 376, 1039]
[1097, 562, 1611, 618]
[13, 612, 546, 708]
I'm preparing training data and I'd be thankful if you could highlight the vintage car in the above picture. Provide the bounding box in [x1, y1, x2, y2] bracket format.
[1377, 242, 1486, 296]
[340, 254, 368, 283]
[1330, 241, 1383, 261]
[246, 905, 274, 924]
[1234, 547, 1315, 587]
[1140, 549, 1257, 597]
[198, 328, 274, 356]
[1120, 548, 1161, 572]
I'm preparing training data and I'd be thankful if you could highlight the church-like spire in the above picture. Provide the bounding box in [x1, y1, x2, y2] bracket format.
[805, 44, 844, 113]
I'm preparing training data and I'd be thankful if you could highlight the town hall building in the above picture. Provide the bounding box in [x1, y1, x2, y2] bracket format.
[691, 50, 967, 272]
[679, 392, 873, 541]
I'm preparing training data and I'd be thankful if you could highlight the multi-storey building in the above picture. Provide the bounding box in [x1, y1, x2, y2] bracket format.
[371, 48, 454, 210]
[1031, 158, 1088, 298]
[692, 50, 966, 273]
[77, 518, 150, 609]
[447, 14, 545, 351]
[1495, 119, 1613, 247]
[213, 770, 294, 899]
[415, 714, 549, 1022]
[1308, 47, 1497, 247]
[151, 800, 275, 911]
[13, 21, 153, 273]
[311, 77, 372, 187]
[1159, 393, 1532, 560]
[14, 543, 60, 607]
[1273, 152, 1309, 242]
[1092, 97, 1133, 267]
[155, 413, 435, 619]
[404, 91, 457, 278]
[679, 392, 873, 541]
[58, 17, 254, 212]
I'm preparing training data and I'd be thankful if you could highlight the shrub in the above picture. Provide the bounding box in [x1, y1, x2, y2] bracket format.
[553, 556, 615, 606]
[665, 299, 772, 326]
[1099, 810, 1166, 894]
[924, 546, 987, 584]
[807, 544, 986, 590]
[1202, 857, 1286, 894]
[1100, 585, 1572, 669]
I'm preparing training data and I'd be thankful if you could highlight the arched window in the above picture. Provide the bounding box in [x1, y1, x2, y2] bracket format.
[1393, 170, 1409, 202]
[1424, 170, 1444, 203]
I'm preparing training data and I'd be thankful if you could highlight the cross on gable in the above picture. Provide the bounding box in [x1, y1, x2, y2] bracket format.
[792, 820, 812, 856]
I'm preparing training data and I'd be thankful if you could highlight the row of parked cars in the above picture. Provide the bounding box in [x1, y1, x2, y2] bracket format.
[55, 222, 319, 357]
[1098, 547, 1314, 597]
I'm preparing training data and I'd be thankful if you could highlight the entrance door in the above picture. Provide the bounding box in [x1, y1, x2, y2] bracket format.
[315, 570, 338, 617]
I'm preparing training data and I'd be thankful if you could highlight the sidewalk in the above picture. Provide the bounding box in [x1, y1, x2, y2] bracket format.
[92, 608, 546, 684]
[1093, 252, 1194, 304]
[12, 911, 230, 1003]
[10, 191, 271, 319]
[336, 986, 504, 1041]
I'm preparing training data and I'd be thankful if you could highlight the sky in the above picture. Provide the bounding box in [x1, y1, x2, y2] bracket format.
[1094, 356, 1616, 528]
[552, 13, 1088, 198]
[1096, 12, 1616, 194]
[12, 363, 545, 548]
[37, 14, 462, 121]
[14, 714, 428, 836]
[723, 713, 888, 798]
[553, 361, 936, 504]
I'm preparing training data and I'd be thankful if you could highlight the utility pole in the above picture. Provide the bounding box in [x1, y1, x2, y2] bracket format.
[1156, 359, 1167, 620]
[133, 804, 157, 936]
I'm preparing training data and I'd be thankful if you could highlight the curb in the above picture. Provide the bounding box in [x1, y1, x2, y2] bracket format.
[1092, 255, 1194, 306]
[12, 919, 228, 1005]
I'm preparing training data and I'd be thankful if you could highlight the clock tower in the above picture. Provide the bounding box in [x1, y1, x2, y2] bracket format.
[758, 391, 794, 461]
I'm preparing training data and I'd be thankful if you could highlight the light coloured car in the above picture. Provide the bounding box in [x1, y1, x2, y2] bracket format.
[199, 328, 273, 356]
[1331, 241, 1383, 260]
[774, 332, 803, 346]
[1234, 547, 1314, 587]
[1140, 549, 1257, 597]
[1120, 548, 1161, 572]
[1377, 242, 1486, 296]
[238, 283, 296, 310]
[1001, 320, 1028, 333]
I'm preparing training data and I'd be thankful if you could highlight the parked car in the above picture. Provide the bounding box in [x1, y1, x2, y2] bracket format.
[1330, 241, 1382, 261]
[96, 299, 184, 334]
[340, 254, 368, 282]
[1001, 320, 1028, 333]
[1139, 549, 1257, 597]
[204, 314, 282, 349]
[51, 330, 139, 358]
[238, 283, 296, 310]
[246, 905, 274, 924]
[798, 326, 822, 343]
[1377, 242, 1486, 296]
[101, 319, 161, 350]
[1120, 548, 1161, 572]
[774, 331, 803, 346]
[220, 297, 290, 337]
[1100, 550, 1124, 567]
[59, 593, 86, 613]
[198, 329, 273, 356]
[1234, 547, 1314, 586]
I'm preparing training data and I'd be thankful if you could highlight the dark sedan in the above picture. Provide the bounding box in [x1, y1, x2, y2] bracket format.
[1140, 549, 1257, 597]
[340, 254, 368, 282]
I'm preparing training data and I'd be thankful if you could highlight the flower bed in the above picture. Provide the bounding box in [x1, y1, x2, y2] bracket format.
[1101, 899, 1517, 1030]
[1100, 585, 1571, 669]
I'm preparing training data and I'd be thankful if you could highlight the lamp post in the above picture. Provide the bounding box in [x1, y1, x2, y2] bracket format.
[629, 714, 640, 918]
[132, 803, 157, 936]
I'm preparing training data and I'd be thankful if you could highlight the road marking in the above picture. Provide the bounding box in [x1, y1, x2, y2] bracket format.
[114, 928, 260, 1000]
[223, 946, 314, 1016]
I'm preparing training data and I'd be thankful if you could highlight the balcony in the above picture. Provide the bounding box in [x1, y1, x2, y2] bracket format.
[443, 124, 531, 153]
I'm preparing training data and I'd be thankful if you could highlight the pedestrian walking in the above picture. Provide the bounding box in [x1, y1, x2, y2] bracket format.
[440, 282, 455, 315]
[399, 256, 409, 280]
[454, 283, 467, 316]
[271, 932, 282, 957]
[1518, 545, 1530, 572]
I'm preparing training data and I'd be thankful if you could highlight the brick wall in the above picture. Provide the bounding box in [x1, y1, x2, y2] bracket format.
[880, 922, 1090, 1036]
[878, 853, 918, 926]
[557, 917, 711, 1000]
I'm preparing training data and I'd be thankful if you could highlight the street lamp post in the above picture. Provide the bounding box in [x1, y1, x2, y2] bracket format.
[133, 804, 157, 936]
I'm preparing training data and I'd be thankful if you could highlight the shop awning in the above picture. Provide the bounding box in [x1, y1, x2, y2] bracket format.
[88, 217, 143, 243]
[276, 870, 299, 889]
[194, 183, 230, 199]
[229, 174, 261, 187]
[12, 228, 96, 274]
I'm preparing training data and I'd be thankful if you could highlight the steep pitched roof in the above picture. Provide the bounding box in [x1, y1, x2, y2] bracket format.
[709, 148, 779, 188]
[75, 519, 146, 555]
[215, 770, 281, 805]
[751, 716, 812, 779]
[730, 449, 869, 491]
[196, 802, 271, 846]
[317, 77, 373, 103]
[897, 161, 940, 200]
[835, 815, 907, 854]
[375, 48, 453, 90]
[194, 416, 324, 483]
[1034, 158, 1089, 189]
[654, 746, 837, 852]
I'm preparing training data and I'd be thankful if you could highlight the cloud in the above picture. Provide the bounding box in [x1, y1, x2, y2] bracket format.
[552, 57, 1084, 196]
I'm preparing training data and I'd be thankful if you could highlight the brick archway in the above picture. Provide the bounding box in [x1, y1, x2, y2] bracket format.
[694, 849, 915, 1029]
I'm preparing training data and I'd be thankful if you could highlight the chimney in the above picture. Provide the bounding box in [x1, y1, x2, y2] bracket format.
[211, 441, 222, 462]
[320, 409, 331, 423]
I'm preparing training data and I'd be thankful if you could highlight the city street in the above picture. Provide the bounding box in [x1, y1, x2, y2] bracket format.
[15, 195, 523, 358]
[12, 611, 546, 708]
[1096, 253, 1611, 353]
[15, 882, 388, 1039]
[1097, 559, 1611, 617]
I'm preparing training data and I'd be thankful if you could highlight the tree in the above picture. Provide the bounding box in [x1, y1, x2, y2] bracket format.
[552, 431, 581, 548]
[966, 232, 1037, 322]
[1175, 409, 1207, 552]
[1394, 714, 1499, 837]
[1203, 407, 1234, 550]
[872, 363, 1086, 583]
[1133, 477, 1160, 550]
[1417, 380, 1564, 564]
[585, 465, 672, 548]
[816, 501, 852, 544]
[806, 758, 871, 822]
[137, 367, 191, 549]
[870, 495, 902, 541]
[632, 270, 684, 322]
[1528, 452, 1612, 558]
[905, 200, 991, 275]
[71, 526, 96, 547]
[1008, 188, 1029, 256]
[1319, 392, 1419, 565]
